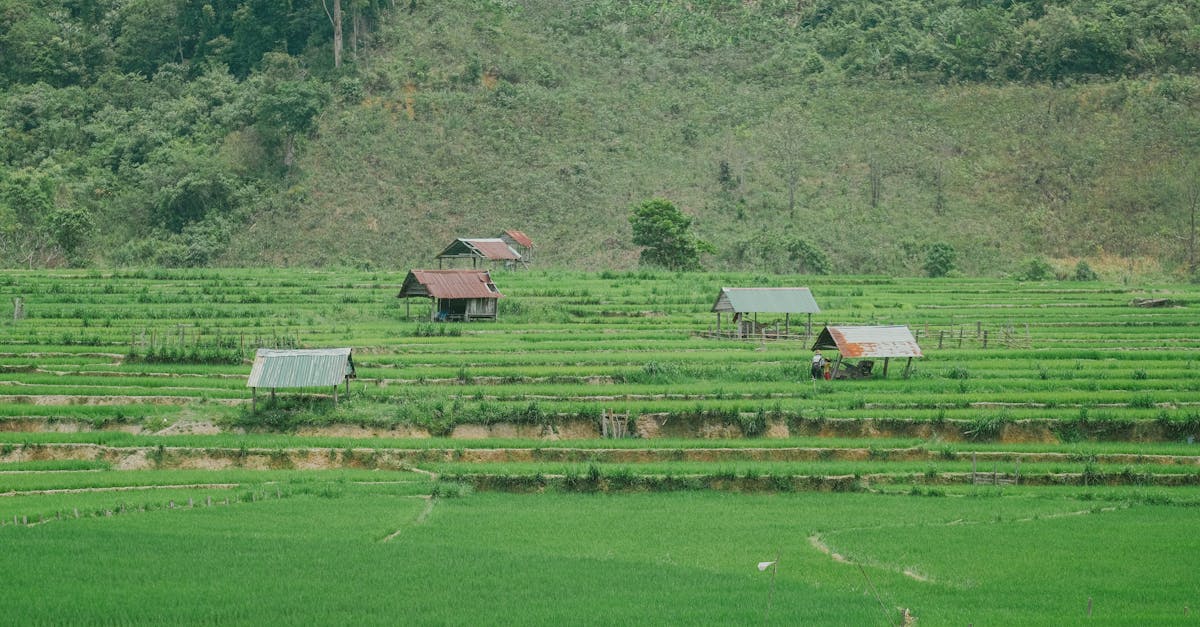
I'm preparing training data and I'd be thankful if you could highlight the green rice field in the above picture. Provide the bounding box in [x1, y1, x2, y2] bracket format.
[2, 268, 1199, 624]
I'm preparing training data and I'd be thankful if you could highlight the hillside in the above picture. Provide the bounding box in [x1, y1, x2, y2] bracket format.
[3, 1, 1199, 276]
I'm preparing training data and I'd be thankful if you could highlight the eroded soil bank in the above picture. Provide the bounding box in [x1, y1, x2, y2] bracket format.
[3, 442, 1198, 471]
[3, 415, 1197, 443]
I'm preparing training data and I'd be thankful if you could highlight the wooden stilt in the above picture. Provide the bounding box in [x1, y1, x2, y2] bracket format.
[883, 357, 890, 377]
[903, 357, 913, 378]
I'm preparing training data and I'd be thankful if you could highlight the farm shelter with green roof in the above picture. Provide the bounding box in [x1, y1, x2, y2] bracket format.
[246, 348, 356, 410]
[710, 287, 820, 340]
[811, 325, 923, 379]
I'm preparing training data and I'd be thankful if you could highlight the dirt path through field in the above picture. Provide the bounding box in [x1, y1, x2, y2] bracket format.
[382, 495, 435, 542]
[808, 503, 1129, 585]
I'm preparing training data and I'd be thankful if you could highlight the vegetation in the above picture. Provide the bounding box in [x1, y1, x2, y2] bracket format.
[2, 268, 1199, 439]
[1, 1, 1198, 273]
[2, 267, 1199, 622]
[629, 198, 713, 270]
[2, 478, 1200, 624]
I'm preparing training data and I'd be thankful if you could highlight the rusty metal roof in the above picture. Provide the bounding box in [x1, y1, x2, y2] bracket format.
[437, 238, 522, 261]
[712, 287, 820, 314]
[397, 269, 504, 300]
[501, 230, 533, 248]
[812, 326, 923, 358]
[246, 348, 355, 389]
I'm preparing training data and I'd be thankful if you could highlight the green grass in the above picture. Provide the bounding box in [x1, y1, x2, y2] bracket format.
[2, 485, 1199, 624]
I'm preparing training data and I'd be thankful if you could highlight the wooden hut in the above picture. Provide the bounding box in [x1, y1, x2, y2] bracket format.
[811, 325, 923, 378]
[246, 348, 355, 410]
[436, 238, 524, 269]
[711, 287, 820, 339]
[397, 269, 503, 321]
[498, 230, 534, 262]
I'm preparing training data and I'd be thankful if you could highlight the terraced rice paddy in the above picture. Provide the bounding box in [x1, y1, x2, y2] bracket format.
[2, 269, 1199, 623]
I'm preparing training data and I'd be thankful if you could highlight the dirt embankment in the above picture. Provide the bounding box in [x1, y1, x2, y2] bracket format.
[1, 415, 1196, 443]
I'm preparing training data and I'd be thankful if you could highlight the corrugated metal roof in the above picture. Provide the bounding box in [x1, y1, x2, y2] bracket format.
[501, 230, 533, 248]
[398, 269, 504, 300]
[813, 326, 923, 358]
[712, 287, 820, 314]
[247, 348, 355, 389]
[437, 238, 522, 261]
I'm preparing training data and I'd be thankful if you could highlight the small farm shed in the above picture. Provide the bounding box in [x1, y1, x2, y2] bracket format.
[711, 287, 820, 339]
[246, 348, 356, 410]
[436, 238, 524, 269]
[811, 325, 923, 378]
[397, 269, 503, 321]
[498, 230, 534, 262]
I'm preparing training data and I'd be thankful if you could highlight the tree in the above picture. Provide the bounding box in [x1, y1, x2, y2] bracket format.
[923, 242, 956, 277]
[44, 206, 93, 262]
[765, 106, 809, 217]
[248, 53, 330, 169]
[629, 198, 713, 271]
[322, 0, 343, 68]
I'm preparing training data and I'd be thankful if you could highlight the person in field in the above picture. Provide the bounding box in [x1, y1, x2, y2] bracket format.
[811, 350, 826, 380]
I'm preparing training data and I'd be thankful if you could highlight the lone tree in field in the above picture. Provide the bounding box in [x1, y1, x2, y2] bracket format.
[629, 198, 713, 270]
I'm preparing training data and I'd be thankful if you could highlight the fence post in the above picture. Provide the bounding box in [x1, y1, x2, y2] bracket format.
[938, 330, 944, 350]
[982, 330, 988, 349]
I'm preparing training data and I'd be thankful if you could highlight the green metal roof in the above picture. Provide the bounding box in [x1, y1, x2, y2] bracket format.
[712, 287, 820, 314]
[246, 348, 355, 389]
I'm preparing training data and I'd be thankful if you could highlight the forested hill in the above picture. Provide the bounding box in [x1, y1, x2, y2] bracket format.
[2, 1, 1199, 277]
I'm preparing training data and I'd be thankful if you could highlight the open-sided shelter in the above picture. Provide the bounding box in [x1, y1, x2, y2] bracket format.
[246, 348, 355, 410]
[397, 269, 503, 321]
[711, 287, 820, 339]
[436, 238, 524, 269]
[811, 325, 922, 378]
[498, 230, 534, 262]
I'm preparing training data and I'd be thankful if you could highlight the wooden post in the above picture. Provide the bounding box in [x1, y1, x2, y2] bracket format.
[333, 385, 338, 406]
[882, 357, 890, 377]
[982, 330, 989, 349]
[716, 313, 721, 337]
[972, 453, 977, 483]
[903, 357, 913, 378]
[976, 321, 982, 337]
[252, 387, 257, 413]
[938, 330, 944, 349]
[832, 356, 843, 379]
[807, 313, 812, 342]
[785, 313, 790, 337]
[1014, 459, 1021, 485]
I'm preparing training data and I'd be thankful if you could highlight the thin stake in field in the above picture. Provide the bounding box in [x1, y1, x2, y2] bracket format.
[758, 552, 779, 625]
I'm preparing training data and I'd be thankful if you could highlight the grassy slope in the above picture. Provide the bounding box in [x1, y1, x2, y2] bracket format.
[225, 2, 1198, 276]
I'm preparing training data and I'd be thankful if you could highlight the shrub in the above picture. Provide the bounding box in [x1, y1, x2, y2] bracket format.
[1073, 260, 1099, 281]
[1016, 257, 1054, 281]
[923, 242, 956, 278]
